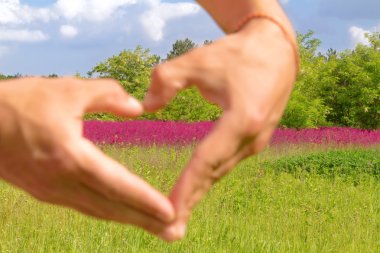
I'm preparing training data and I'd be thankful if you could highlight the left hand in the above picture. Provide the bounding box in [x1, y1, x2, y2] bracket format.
[0, 77, 176, 241]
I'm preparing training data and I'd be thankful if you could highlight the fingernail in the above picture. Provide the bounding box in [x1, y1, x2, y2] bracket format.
[126, 97, 143, 111]
[178, 223, 187, 238]
[159, 224, 187, 242]
[159, 226, 180, 242]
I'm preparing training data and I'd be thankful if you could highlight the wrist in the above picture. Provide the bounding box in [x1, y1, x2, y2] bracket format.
[197, 0, 285, 33]
[235, 18, 299, 76]
[240, 14, 299, 70]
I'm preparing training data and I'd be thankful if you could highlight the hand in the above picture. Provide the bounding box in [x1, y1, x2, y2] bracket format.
[143, 19, 298, 240]
[0, 77, 176, 241]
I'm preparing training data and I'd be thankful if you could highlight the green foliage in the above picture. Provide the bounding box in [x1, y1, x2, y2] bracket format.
[283, 31, 380, 129]
[145, 87, 222, 121]
[88, 46, 160, 100]
[87, 44, 221, 122]
[282, 31, 331, 128]
[0, 73, 22, 80]
[86, 46, 159, 120]
[2, 33, 379, 128]
[203, 40, 213, 45]
[317, 33, 380, 129]
[281, 89, 330, 128]
[1, 146, 379, 252]
[262, 149, 380, 180]
[165, 38, 197, 61]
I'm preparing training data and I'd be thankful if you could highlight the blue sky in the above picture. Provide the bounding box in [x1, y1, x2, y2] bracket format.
[0, 0, 379, 76]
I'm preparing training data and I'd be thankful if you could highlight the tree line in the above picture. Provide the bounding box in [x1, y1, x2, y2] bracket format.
[1, 32, 379, 129]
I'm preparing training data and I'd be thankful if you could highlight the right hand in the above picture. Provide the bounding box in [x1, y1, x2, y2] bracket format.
[143, 18, 297, 240]
[0, 77, 176, 241]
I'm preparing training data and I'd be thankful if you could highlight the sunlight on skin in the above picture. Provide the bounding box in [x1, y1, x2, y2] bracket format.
[0, 78, 177, 241]
[0, 0, 298, 243]
[143, 0, 298, 240]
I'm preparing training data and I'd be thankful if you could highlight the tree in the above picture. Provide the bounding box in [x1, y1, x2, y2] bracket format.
[317, 33, 380, 129]
[203, 40, 213, 45]
[0, 73, 22, 80]
[85, 46, 159, 121]
[326, 48, 338, 61]
[281, 90, 330, 128]
[367, 32, 380, 51]
[145, 87, 222, 121]
[281, 31, 331, 128]
[166, 38, 197, 60]
[88, 46, 160, 100]
[288, 31, 380, 129]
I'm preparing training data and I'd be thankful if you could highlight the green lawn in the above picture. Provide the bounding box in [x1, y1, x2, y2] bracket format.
[1, 145, 379, 253]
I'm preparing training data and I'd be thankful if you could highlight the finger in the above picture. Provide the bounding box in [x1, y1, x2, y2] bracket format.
[74, 139, 175, 223]
[168, 115, 249, 238]
[78, 78, 143, 117]
[143, 50, 203, 112]
[168, 111, 279, 240]
[56, 182, 178, 241]
[143, 64, 188, 112]
[229, 124, 277, 162]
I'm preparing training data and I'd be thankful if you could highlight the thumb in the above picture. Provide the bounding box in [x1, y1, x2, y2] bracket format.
[143, 53, 200, 112]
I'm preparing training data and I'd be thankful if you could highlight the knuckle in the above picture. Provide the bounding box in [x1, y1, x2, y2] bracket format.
[189, 151, 222, 185]
[241, 110, 267, 136]
[152, 65, 183, 90]
[152, 65, 170, 84]
[105, 79, 124, 92]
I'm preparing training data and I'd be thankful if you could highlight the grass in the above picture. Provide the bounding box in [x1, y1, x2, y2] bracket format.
[0, 145, 379, 252]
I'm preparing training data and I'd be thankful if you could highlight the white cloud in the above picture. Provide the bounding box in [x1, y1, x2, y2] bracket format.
[60, 25, 78, 38]
[0, 0, 56, 25]
[54, 0, 137, 22]
[349, 26, 370, 46]
[349, 25, 380, 46]
[0, 0, 200, 42]
[0, 29, 49, 42]
[55, 0, 200, 41]
[140, 2, 200, 41]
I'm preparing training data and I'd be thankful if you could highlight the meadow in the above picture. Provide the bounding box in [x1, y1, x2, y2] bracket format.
[0, 122, 379, 253]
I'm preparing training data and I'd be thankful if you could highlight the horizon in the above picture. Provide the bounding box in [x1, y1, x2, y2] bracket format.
[0, 0, 379, 76]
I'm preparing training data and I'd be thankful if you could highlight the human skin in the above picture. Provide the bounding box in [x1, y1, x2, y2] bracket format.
[143, 0, 298, 240]
[0, 0, 297, 243]
[0, 78, 177, 241]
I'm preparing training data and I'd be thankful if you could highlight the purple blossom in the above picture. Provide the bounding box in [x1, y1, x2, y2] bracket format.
[83, 121, 380, 146]
[83, 120, 214, 145]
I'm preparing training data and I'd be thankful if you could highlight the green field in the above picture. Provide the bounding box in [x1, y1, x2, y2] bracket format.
[1, 145, 379, 253]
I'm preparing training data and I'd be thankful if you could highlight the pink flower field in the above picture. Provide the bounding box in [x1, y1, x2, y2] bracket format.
[83, 121, 380, 146]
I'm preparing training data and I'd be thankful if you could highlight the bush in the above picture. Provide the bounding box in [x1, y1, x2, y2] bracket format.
[281, 89, 330, 128]
[261, 149, 380, 180]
